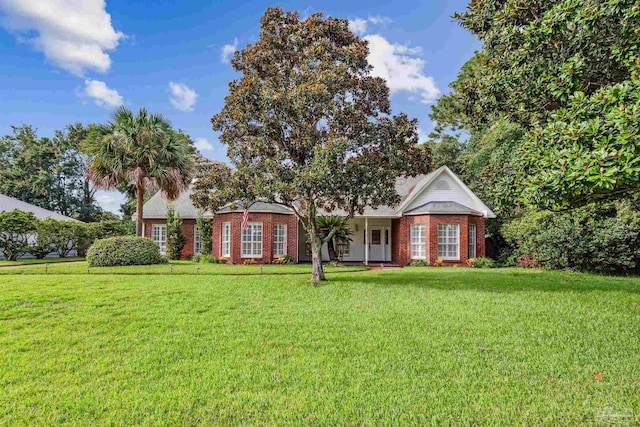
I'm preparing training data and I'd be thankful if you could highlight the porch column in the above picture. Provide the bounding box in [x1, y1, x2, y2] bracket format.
[364, 217, 369, 265]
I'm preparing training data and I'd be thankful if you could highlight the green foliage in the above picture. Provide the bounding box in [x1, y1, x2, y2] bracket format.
[196, 211, 212, 255]
[0, 210, 38, 261]
[474, 257, 497, 269]
[432, 0, 640, 209]
[502, 202, 640, 274]
[84, 107, 195, 236]
[86, 236, 167, 267]
[407, 259, 428, 267]
[315, 216, 352, 261]
[194, 8, 431, 283]
[0, 124, 104, 222]
[29, 219, 58, 259]
[48, 221, 88, 258]
[166, 205, 185, 260]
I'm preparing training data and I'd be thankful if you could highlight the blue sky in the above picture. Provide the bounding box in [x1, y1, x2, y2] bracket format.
[0, 0, 479, 213]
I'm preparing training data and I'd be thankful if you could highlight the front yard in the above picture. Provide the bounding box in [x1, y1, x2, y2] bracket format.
[0, 267, 638, 425]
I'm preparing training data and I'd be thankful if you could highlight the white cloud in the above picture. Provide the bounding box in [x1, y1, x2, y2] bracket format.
[168, 82, 197, 112]
[0, 0, 124, 76]
[348, 18, 368, 35]
[82, 79, 123, 108]
[220, 38, 238, 63]
[349, 16, 392, 35]
[95, 190, 125, 215]
[364, 34, 439, 103]
[417, 128, 430, 143]
[193, 137, 213, 152]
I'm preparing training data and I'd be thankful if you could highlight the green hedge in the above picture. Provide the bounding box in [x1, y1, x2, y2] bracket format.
[87, 236, 167, 267]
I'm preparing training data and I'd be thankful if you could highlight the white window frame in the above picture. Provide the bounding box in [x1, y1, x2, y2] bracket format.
[469, 224, 477, 259]
[194, 226, 202, 255]
[241, 222, 262, 258]
[221, 222, 231, 258]
[410, 224, 426, 259]
[151, 224, 167, 255]
[437, 224, 460, 260]
[273, 223, 287, 257]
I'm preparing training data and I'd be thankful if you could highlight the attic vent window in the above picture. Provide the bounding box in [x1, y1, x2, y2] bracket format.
[435, 179, 450, 190]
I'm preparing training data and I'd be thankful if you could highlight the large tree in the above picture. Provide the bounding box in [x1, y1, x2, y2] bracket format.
[0, 124, 102, 221]
[192, 8, 430, 285]
[432, 0, 640, 209]
[84, 107, 194, 236]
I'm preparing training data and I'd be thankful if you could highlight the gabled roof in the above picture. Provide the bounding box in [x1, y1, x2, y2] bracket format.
[396, 166, 496, 218]
[141, 165, 496, 219]
[0, 194, 79, 221]
[404, 201, 483, 216]
[142, 187, 207, 219]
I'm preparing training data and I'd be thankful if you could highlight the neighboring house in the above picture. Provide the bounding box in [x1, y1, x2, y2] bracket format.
[0, 193, 80, 259]
[141, 166, 495, 266]
[0, 194, 78, 221]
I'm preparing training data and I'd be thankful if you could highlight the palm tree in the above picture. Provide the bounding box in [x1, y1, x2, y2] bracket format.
[316, 215, 352, 261]
[84, 107, 194, 236]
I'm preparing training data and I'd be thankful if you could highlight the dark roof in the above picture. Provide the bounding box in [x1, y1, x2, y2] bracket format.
[404, 201, 482, 216]
[217, 201, 293, 214]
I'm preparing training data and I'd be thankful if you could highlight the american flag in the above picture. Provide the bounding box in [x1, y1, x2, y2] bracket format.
[241, 208, 249, 230]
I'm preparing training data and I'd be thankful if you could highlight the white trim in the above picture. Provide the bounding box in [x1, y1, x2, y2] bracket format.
[364, 217, 369, 265]
[397, 166, 496, 218]
[194, 225, 201, 255]
[221, 222, 231, 258]
[273, 223, 287, 257]
[151, 224, 167, 255]
[437, 223, 460, 260]
[469, 224, 477, 259]
[410, 223, 426, 259]
[241, 222, 263, 258]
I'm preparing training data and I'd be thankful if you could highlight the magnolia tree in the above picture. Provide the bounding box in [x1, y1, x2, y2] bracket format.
[192, 8, 430, 285]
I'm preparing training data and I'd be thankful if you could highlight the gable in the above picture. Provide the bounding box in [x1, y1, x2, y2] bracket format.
[400, 167, 496, 218]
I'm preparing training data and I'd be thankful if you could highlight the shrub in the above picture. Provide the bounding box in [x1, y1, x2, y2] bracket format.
[50, 221, 88, 258]
[474, 257, 497, 268]
[166, 205, 186, 260]
[87, 236, 167, 267]
[502, 202, 640, 274]
[243, 258, 258, 265]
[466, 258, 477, 267]
[30, 218, 58, 259]
[196, 211, 212, 255]
[273, 255, 295, 264]
[191, 254, 201, 263]
[0, 210, 38, 261]
[407, 259, 428, 267]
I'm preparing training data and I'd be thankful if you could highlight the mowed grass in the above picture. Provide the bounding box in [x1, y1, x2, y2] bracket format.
[0, 256, 85, 267]
[0, 268, 638, 425]
[0, 260, 367, 275]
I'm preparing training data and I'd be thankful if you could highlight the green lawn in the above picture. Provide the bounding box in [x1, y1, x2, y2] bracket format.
[0, 260, 367, 275]
[0, 256, 85, 267]
[0, 268, 638, 425]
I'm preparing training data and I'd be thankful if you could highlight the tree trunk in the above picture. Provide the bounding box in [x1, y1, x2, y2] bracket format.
[308, 219, 326, 286]
[327, 238, 338, 261]
[136, 183, 144, 237]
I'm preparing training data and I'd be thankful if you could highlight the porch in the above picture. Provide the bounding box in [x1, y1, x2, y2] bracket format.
[323, 217, 394, 265]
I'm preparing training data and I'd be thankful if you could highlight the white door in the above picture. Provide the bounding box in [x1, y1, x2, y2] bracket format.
[369, 228, 385, 261]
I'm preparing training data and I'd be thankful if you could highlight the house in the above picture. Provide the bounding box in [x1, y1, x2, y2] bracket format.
[0, 194, 79, 221]
[141, 166, 495, 266]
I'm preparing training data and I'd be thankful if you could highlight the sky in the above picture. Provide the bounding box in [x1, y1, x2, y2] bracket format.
[0, 0, 480, 214]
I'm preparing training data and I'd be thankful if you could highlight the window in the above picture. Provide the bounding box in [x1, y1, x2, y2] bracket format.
[151, 224, 167, 255]
[410, 224, 426, 259]
[371, 229, 381, 245]
[241, 222, 262, 258]
[437, 224, 459, 260]
[194, 226, 202, 254]
[469, 224, 477, 259]
[273, 223, 287, 257]
[221, 222, 231, 257]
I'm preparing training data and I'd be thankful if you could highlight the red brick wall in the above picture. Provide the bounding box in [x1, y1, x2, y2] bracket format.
[392, 214, 486, 266]
[211, 212, 298, 264]
[142, 219, 198, 259]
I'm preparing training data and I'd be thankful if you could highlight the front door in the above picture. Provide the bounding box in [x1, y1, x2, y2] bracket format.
[369, 228, 384, 261]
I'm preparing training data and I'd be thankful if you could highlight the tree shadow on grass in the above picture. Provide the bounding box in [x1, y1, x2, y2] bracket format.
[329, 268, 640, 294]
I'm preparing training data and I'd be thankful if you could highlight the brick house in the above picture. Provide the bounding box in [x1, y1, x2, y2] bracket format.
[141, 166, 495, 265]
